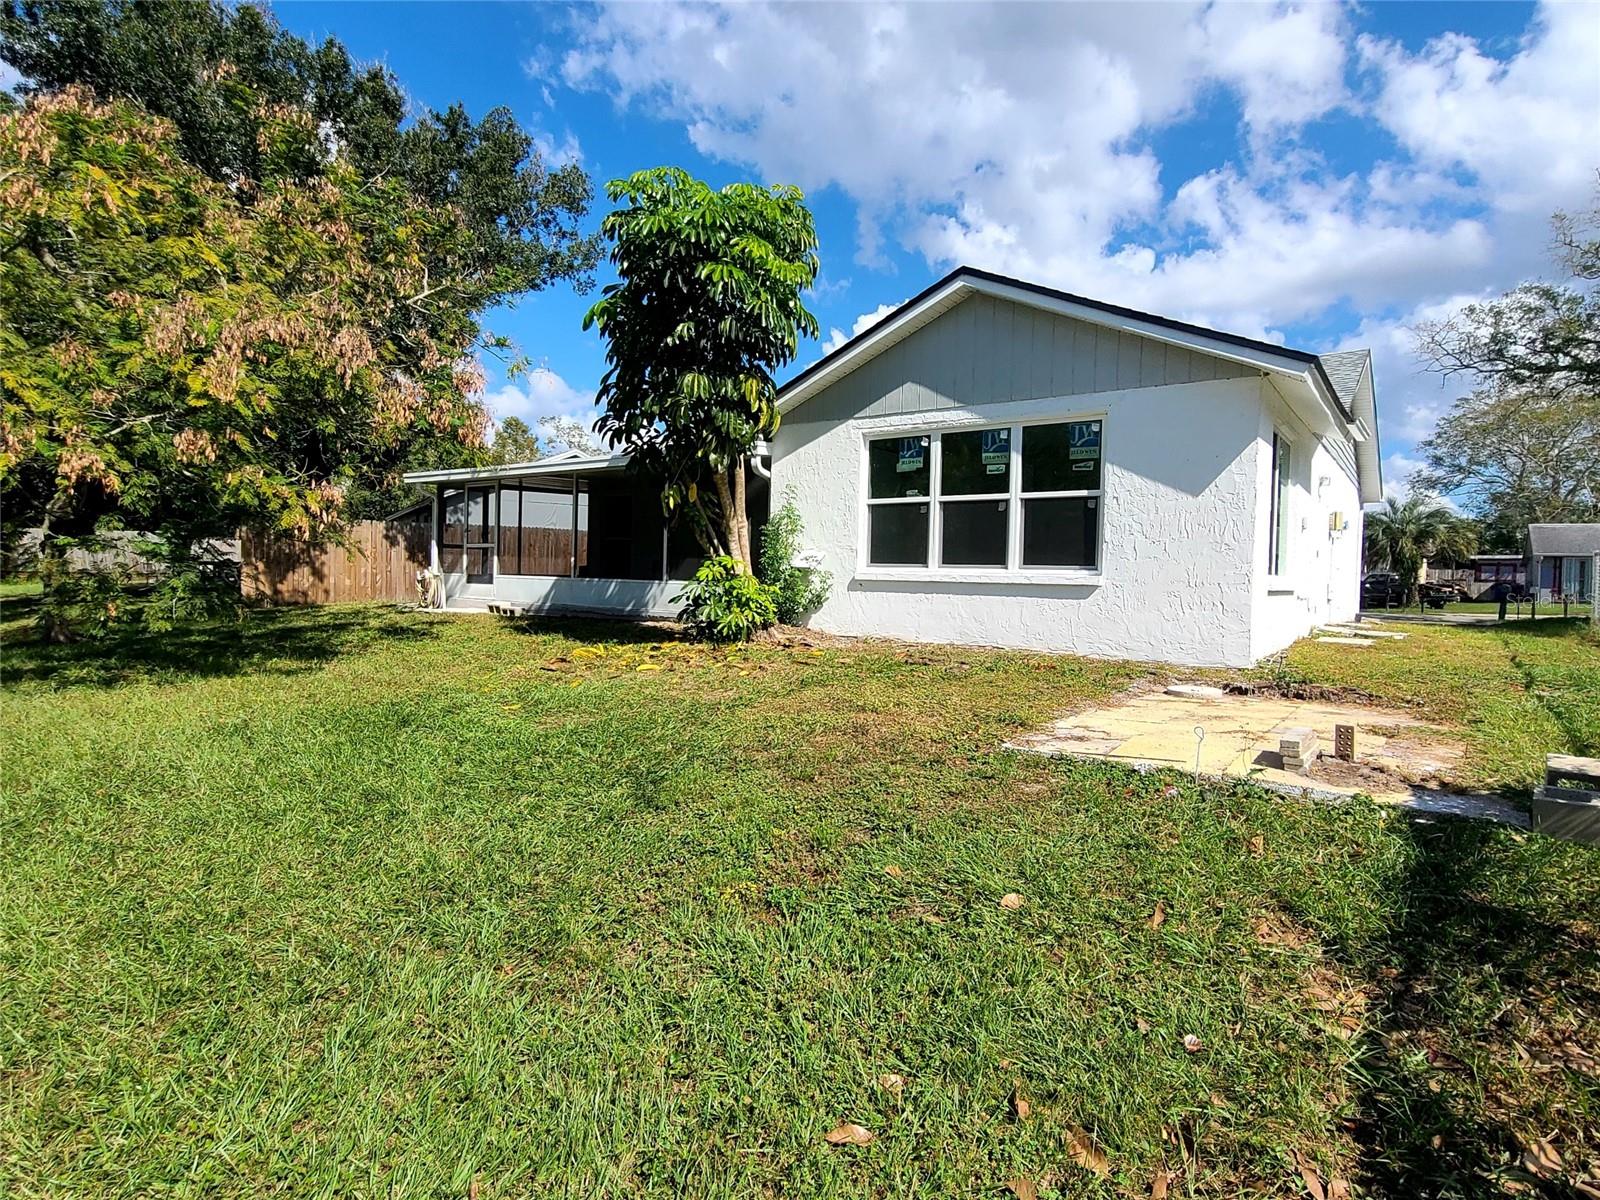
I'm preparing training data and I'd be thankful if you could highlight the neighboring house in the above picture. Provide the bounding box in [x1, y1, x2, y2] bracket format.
[1527, 524, 1599, 604]
[1430, 553, 1526, 600]
[404, 267, 1381, 668]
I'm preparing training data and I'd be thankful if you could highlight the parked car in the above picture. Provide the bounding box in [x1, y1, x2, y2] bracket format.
[1361, 572, 1406, 608]
[1363, 572, 1451, 609]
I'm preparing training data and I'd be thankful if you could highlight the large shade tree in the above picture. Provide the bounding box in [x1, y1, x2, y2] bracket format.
[1363, 495, 1477, 607]
[0, 90, 490, 634]
[1413, 187, 1600, 544]
[0, 0, 600, 314]
[584, 167, 820, 569]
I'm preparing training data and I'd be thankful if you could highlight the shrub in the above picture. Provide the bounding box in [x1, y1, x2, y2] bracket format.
[676, 556, 778, 642]
[757, 493, 831, 624]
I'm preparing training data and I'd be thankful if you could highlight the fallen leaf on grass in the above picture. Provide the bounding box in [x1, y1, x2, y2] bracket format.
[1182, 1034, 1203, 1054]
[1519, 1137, 1561, 1179]
[1005, 1179, 1038, 1200]
[877, 1072, 905, 1096]
[1010, 1085, 1030, 1121]
[468, 1176, 480, 1200]
[1148, 900, 1167, 930]
[499, 703, 522, 712]
[1248, 834, 1265, 857]
[824, 1122, 875, 1146]
[636, 663, 663, 672]
[1292, 1149, 1327, 1200]
[884, 865, 904, 878]
[1066, 1125, 1110, 1177]
[1150, 1170, 1171, 1199]
[1327, 1179, 1351, 1199]
[999, 892, 1025, 910]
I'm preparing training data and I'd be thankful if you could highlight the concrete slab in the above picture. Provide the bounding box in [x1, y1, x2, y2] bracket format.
[1316, 636, 1376, 647]
[1006, 689, 1524, 828]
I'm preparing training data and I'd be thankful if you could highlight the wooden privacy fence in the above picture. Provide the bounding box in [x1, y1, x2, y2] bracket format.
[241, 520, 429, 605]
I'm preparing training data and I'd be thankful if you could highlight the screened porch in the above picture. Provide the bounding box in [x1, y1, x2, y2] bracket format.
[402, 454, 768, 616]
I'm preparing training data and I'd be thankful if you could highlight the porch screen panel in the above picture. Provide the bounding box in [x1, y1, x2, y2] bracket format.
[505, 481, 577, 576]
[440, 487, 466, 574]
[580, 475, 664, 580]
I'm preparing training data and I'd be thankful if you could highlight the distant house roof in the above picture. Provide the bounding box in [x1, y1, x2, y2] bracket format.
[1527, 523, 1600, 558]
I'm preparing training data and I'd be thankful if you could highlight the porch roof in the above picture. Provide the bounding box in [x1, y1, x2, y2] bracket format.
[401, 450, 631, 486]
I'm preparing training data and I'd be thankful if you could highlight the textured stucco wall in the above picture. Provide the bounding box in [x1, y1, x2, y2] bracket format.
[1250, 381, 1364, 660]
[773, 377, 1269, 667]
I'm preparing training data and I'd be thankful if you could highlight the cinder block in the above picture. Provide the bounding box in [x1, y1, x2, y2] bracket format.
[1334, 724, 1357, 762]
[1532, 785, 1600, 847]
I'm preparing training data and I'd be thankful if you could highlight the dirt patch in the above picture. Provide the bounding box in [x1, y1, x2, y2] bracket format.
[1226, 680, 1387, 706]
[1306, 755, 1424, 792]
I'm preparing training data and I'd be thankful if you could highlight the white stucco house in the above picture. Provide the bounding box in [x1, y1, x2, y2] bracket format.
[404, 267, 1381, 668]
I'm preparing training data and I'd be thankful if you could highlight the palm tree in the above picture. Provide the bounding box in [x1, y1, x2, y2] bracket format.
[1364, 495, 1478, 607]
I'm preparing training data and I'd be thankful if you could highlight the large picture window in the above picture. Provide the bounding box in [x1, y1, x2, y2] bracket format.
[864, 418, 1103, 573]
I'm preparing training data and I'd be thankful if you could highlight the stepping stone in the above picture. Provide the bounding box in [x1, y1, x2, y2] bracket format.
[1165, 684, 1225, 699]
[1319, 625, 1407, 639]
[1316, 636, 1376, 646]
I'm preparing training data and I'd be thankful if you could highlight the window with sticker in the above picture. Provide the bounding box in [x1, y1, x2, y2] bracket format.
[864, 419, 1103, 571]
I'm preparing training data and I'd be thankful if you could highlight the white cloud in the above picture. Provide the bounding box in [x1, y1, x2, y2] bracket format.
[482, 365, 599, 438]
[532, 128, 584, 168]
[823, 300, 901, 353]
[559, 0, 1600, 453]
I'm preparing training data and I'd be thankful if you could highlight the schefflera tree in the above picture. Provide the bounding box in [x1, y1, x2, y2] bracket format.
[584, 167, 820, 570]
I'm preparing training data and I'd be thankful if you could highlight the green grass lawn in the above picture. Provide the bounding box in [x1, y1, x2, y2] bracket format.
[2, 596, 1597, 1198]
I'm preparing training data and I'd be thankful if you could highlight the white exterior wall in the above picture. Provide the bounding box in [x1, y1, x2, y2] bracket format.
[772, 377, 1268, 667]
[1249, 381, 1364, 660]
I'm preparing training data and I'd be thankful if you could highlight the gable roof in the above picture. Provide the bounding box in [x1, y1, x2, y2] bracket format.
[1527, 523, 1600, 558]
[781, 267, 1355, 421]
[778, 265, 1380, 502]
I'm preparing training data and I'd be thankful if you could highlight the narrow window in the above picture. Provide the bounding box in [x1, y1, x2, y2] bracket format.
[1019, 420, 1101, 569]
[940, 427, 1009, 567]
[1269, 433, 1291, 575]
[866, 435, 931, 565]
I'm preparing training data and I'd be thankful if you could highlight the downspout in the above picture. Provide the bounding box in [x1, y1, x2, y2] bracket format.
[747, 452, 771, 481]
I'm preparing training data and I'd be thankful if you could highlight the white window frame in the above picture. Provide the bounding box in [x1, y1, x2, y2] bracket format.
[1267, 429, 1293, 581]
[858, 414, 1106, 584]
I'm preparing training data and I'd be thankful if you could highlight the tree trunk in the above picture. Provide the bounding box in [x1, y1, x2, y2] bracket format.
[714, 468, 751, 571]
[732, 459, 750, 571]
[36, 486, 77, 643]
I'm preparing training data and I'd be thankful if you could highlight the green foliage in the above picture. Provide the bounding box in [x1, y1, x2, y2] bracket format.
[757, 492, 830, 624]
[0, 91, 493, 636]
[0, 0, 600, 310]
[1413, 191, 1600, 531]
[584, 167, 819, 568]
[1364, 495, 1477, 606]
[675, 555, 778, 642]
[33, 547, 128, 641]
[489, 417, 542, 466]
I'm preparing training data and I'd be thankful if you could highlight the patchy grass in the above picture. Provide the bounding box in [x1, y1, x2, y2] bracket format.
[1278, 619, 1600, 790]
[2, 599, 1597, 1197]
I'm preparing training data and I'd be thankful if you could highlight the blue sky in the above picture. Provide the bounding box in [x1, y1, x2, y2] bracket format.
[265, 1, 1597, 494]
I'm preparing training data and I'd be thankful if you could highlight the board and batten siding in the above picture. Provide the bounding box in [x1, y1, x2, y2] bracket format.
[786, 293, 1257, 427]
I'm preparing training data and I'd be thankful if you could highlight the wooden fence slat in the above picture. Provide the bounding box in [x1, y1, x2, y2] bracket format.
[240, 520, 429, 606]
